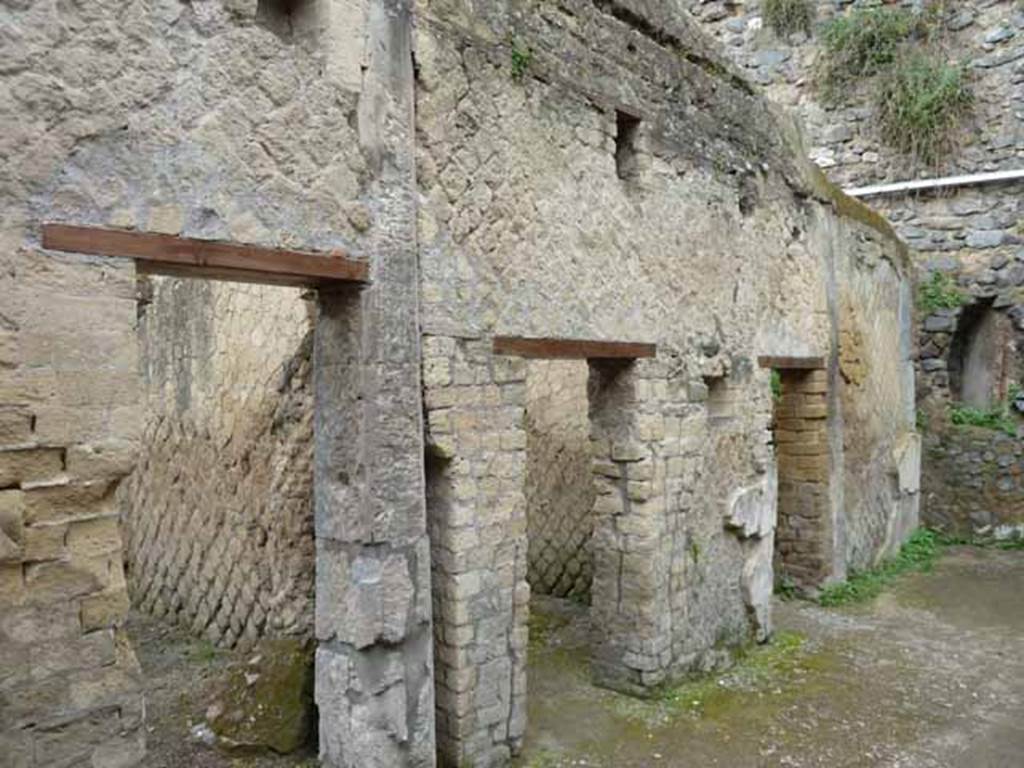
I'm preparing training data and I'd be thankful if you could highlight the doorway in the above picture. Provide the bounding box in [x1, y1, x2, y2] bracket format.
[770, 366, 831, 591]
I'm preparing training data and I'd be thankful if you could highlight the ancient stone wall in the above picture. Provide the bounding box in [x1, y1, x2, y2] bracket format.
[2, 1, 436, 766]
[416, 1, 917, 763]
[918, 272, 1024, 535]
[120, 277, 316, 650]
[924, 428, 1024, 534]
[687, 0, 1023, 537]
[525, 360, 594, 601]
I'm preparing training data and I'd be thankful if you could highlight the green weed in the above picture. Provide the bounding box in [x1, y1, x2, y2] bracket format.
[875, 52, 972, 167]
[187, 639, 222, 664]
[658, 631, 808, 716]
[774, 575, 799, 601]
[763, 0, 815, 39]
[819, 528, 944, 606]
[950, 403, 1018, 437]
[818, 7, 915, 99]
[511, 44, 532, 81]
[917, 271, 966, 313]
[770, 369, 783, 402]
[915, 409, 929, 433]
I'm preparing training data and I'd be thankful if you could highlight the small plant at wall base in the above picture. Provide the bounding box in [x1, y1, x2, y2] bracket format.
[917, 271, 965, 313]
[875, 52, 972, 167]
[949, 403, 1018, 437]
[763, 0, 814, 39]
[819, 528, 943, 606]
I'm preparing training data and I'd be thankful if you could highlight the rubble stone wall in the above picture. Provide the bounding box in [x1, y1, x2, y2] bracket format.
[119, 277, 316, 650]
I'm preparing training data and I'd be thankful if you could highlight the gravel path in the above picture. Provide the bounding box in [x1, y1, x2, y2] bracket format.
[516, 546, 1024, 767]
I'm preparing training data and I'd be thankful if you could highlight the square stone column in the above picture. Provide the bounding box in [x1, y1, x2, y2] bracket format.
[312, 1, 435, 765]
[422, 336, 530, 768]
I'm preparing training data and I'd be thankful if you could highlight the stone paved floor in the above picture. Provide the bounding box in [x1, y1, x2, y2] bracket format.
[516, 546, 1024, 768]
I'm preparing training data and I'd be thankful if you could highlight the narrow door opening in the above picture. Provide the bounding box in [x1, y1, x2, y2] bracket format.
[120, 275, 319, 762]
[770, 367, 831, 592]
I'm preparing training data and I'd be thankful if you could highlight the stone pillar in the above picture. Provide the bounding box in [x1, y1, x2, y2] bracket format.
[423, 336, 529, 768]
[587, 359, 672, 695]
[313, 1, 435, 765]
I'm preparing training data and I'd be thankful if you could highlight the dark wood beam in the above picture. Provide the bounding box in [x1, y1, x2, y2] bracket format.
[757, 355, 826, 370]
[42, 224, 368, 287]
[493, 336, 657, 360]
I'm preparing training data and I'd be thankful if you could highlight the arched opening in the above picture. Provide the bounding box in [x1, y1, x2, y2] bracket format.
[948, 301, 1014, 410]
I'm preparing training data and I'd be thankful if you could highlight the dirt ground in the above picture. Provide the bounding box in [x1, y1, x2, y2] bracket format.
[516, 546, 1024, 768]
[131, 546, 1022, 767]
[127, 612, 315, 768]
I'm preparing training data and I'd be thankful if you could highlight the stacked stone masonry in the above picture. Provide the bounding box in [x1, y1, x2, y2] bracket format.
[0, 253, 145, 766]
[773, 369, 832, 589]
[417, 5, 918, 764]
[423, 336, 530, 768]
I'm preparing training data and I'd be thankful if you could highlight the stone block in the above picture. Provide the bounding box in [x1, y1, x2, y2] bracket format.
[206, 638, 315, 755]
[67, 517, 122, 559]
[0, 563, 26, 607]
[611, 442, 647, 462]
[0, 447, 65, 488]
[0, 408, 33, 446]
[65, 440, 137, 481]
[316, 543, 416, 649]
[22, 522, 68, 562]
[23, 558, 104, 604]
[30, 630, 118, 683]
[80, 586, 132, 632]
[0, 490, 25, 561]
[23, 480, 115, 525]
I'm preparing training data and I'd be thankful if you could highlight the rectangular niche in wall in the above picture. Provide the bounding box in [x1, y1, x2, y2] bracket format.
[948, 301, 1016, 410]
[257, 0, 319, 41]
[615, 111, 641, 182]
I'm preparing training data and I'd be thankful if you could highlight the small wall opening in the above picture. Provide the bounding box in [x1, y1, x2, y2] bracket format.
[705, 373, 737, 422]
[948, 301, 1015, 410]
[257, 0, 319, 41]
[615, 110, 641, 182]
[771, 368, 831, 591]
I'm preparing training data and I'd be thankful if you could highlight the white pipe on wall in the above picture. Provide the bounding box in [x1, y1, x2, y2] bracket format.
[842, 168, 1024, 199]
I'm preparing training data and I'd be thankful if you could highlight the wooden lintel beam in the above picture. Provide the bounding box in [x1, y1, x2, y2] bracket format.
[757, 355, 826, 370]
[42, 224, 368, 287]
[493, 336, 657, 360]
